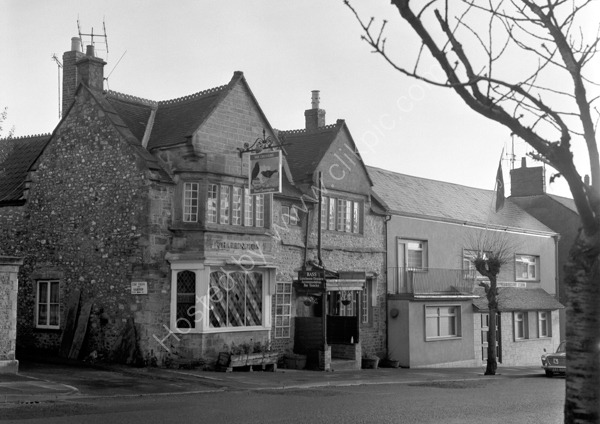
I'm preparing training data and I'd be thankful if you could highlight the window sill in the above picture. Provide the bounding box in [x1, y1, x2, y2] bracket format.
[514, 337, 550, 342]
[34, 326, 61, 332]
[425, 336, 462, 342]
[171, 325, 270, 335]
[169, 224, 270, 234]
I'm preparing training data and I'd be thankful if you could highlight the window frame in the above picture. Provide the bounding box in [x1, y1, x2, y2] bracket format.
[462, 249, 491, 280]
[175, 270, 197, 329]
[169, 263, 272, 334]
[36, 280, 60, 330]
[537, 311, 551, 338]
[425, 304, 461, 340]
[321, 195, 362, 234]
[515, 254, 539, 281]
[274, 281, 292, 338]
[206, 183, 266, 228]
[514, 311, 528, 340]
[183, 182, 200, 223]
[281, 205, 300, 226]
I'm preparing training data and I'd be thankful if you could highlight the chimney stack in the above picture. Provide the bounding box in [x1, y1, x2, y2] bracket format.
[76, 44, 106, 93]
[510, 157, 546, 197]
[61, 37, 106, 117]
[305, 90, 326, 131]
[62, 37, 84, 117]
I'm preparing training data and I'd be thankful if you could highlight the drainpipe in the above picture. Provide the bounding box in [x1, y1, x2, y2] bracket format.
[384, 213, 391, 356]
[317, 171, 323, 267]
[302, 208, 311, 270]
[552, 234, 560, 297]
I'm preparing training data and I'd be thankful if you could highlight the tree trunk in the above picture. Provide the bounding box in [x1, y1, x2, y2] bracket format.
[485, 275, 499, 376]
[564, 233, 600, 423]
[485, 307, 498, 375]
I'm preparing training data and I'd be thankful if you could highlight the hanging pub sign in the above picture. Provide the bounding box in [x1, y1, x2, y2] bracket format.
[249, 150, 282, 195]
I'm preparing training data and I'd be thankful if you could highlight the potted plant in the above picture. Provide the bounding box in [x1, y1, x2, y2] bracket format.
[380, 353, 400, 368]
[361, 352, 380, 369]
[284, 352, 307, 370]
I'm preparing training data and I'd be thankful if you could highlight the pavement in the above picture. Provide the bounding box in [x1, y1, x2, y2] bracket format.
[0, 357, 546, 405]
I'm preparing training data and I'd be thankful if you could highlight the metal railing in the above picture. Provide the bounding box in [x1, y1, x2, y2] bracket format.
[388, 267, 483, 295]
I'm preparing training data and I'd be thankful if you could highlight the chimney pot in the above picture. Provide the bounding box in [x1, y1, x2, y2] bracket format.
[311, 90, 320, 109]
[71, 37, 82, 52]
[86, 45, 95, 57]
[521, 157, 527, 168]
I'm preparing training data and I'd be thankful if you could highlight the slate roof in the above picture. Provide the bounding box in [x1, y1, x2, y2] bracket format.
[472, 287, 564, 311]
[279, 122, 342, 183]
[547, 194, 577, 214]
[0, 134, 50, 205]
[106, 93, 155, 142]
[367, 166, 555, 234]
[148, 85, 228, 150]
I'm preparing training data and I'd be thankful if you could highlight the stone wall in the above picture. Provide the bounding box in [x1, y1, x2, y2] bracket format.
[0, 257, 22, 374]
[6, 87, 158, 359]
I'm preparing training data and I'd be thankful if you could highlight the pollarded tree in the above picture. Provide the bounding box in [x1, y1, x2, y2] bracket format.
[465, 230, 515, 376]
[345, 1, 599, 422]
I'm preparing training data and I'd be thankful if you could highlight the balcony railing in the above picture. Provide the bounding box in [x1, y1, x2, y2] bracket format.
[388, 267, 483, 295]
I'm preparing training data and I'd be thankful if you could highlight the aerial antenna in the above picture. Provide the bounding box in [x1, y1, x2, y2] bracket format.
[77, 17, 109, 60]
[105, 50, 127, 90]
[51, 54, 63, 119]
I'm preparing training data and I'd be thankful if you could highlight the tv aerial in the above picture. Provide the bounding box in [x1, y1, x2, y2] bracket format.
[77, 17, 109, 60]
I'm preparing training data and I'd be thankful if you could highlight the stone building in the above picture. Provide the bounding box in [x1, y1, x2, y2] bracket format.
[0, 38, 386, 368]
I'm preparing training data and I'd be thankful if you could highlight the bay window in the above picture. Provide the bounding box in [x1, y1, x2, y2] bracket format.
[207, 184, 265, 227]
[170, 263, 272, 333]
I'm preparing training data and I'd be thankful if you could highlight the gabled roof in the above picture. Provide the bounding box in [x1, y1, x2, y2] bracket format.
[473, 287, 564, 311]
[547, 194, 577, 214]
[106, 92, 155, 142]
[148, 85, 228, 150]
[368, 165, 555, 234]
[0, 134, 50, 205]
[279, 122, 343, 183]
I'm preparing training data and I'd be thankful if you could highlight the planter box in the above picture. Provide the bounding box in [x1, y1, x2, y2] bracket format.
[284, 355, 307, 370]
[381, 359, 400, 368]
[218, 351, 279, 372]
[362, 358, 379, 369]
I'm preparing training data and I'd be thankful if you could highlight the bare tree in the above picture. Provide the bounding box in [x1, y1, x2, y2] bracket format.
[0, 107, 15, 139]
[465, 230, 516, 375]
[346, 1, 599, 422]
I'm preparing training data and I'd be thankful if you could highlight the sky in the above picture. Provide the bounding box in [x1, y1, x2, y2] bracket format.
[2, 0, 597, 199]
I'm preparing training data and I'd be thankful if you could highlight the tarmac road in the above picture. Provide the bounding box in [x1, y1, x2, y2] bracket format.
[1, 372, 564, 423]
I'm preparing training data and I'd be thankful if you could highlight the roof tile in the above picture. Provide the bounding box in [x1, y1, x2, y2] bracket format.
[0, 134, 50, 204]
[473, 287, 563, 311]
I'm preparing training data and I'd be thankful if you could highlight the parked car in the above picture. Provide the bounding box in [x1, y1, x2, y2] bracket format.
[541, 341, 566, 377]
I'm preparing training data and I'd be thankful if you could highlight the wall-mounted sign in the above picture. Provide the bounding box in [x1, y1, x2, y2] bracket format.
[131, 281, 148, 295]
[211, 240, 261, 251]
[249, 150, 282, 194]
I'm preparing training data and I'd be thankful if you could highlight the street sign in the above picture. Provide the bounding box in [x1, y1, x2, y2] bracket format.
[298, 270, 324, 281]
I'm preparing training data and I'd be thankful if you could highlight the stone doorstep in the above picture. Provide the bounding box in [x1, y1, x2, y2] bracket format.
[330, 358, 360, 372]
